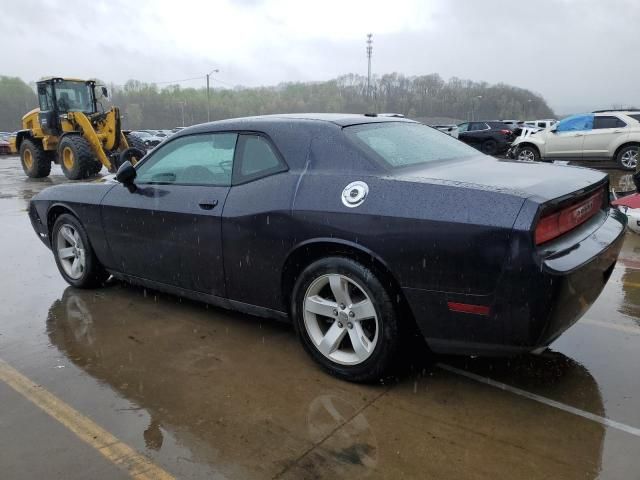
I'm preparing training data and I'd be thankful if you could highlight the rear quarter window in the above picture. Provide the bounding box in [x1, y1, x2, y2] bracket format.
[345, 122, 478, 169]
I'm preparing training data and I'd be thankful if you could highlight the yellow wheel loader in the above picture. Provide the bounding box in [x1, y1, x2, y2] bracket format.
[13, 77, 146, 180]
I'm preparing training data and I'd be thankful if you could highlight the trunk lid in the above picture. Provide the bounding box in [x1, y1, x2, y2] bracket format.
[393, 155, 607, 203]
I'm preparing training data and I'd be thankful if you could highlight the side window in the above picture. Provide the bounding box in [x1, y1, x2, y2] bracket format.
[38, 84, 52, 111]
[234, 134, 286, 183]
[136, 133, 237, 186]
[469, 122, 488, 131]
[556, 114, 594, 132]
[593, 116, 627, 129]
[457, 123, 469, 133]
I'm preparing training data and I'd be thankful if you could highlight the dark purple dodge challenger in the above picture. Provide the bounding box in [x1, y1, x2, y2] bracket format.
[28, 114, 626, 382]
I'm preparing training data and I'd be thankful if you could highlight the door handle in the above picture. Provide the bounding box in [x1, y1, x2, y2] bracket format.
[198, 199, 218, 210]
[573, 133, 583, 137]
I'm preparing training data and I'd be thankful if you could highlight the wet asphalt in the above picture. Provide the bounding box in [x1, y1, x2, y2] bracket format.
[1, 155, 639, 480]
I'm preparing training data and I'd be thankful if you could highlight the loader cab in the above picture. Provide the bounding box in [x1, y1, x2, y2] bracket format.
[36, 78, 98, 135]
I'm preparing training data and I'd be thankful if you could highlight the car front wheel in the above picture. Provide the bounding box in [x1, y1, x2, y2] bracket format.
[292, 257, 399, 382]
[516, 145, 540, 162]
[52, 214, 109, 288]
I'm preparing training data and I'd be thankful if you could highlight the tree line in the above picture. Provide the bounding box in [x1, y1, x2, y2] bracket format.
[0, 73, 555, 131]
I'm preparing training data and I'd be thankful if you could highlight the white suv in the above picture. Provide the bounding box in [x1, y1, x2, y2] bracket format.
[508, 111, 640, 170]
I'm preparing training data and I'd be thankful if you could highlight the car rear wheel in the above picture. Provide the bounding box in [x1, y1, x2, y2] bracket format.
[52, 214, 109, 288]
[516, 145, 540, 162]
[292, 257, 399, 382]
[481, 139, 498, 155]
[616, 145, 638, 171]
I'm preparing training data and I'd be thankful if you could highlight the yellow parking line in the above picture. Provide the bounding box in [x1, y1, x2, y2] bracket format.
[623, 281, 640, 289]
[0, 358, 175, 480]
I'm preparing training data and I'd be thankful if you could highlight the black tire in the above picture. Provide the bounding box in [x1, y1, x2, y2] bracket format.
[291, 257, 399, 383]
[52, 214, 109, 288]
[20, 139, 52, 178]
[480, 139, 498, 155]
[616, 145, 639, 171]
[57, 135, 101, 180]
[516, 144, 541, 162]
[124, 134, 148, 165]
[124, 133, 148, 156]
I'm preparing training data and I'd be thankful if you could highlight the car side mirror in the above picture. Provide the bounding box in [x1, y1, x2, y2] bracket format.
[101, 86, 108, 98]
[116, 161, 137, 190]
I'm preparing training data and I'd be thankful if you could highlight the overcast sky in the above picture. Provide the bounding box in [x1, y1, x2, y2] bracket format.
[2, 0, 638, 113]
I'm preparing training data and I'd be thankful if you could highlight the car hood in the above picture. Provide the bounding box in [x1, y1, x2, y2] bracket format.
[392, 155, 607, 202]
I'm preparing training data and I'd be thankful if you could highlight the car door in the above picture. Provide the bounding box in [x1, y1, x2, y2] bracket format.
[582, 115, 628, 159]
[459, 122, 488, 147]
[221, 133, 296, 311]
[457, 123, 469, 142]
[101, 132, 237, 296]
[544, 114, 593, 159]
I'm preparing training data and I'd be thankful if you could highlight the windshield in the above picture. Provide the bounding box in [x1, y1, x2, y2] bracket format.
[54, 81, 94, 113]
[345, 122, 478, 168]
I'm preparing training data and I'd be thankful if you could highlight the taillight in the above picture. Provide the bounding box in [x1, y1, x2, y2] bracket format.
[499, 129, 512, 135]
[535, 189, 603, 245]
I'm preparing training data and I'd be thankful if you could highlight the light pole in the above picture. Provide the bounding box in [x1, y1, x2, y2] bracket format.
[206, 68, 219, 122]
[471, 95, 482, 121]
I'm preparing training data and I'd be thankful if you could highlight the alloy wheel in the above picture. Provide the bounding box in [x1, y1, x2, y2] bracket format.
[303, 274, 379, 365]
[517, 148, 536, 162]
[621, 150, 638, 169]
[56, 224, 86, 279]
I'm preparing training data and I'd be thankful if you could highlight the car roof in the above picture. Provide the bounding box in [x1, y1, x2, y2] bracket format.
[197, 113, 416, 128]
[592, 109, 640, 114]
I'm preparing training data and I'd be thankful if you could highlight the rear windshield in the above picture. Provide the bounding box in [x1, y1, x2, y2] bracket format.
[629, 114, 640, 122]
[345, 122, 478, 168]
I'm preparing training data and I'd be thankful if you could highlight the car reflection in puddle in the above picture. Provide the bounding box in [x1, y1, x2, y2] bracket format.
[45, 285, 605, 479]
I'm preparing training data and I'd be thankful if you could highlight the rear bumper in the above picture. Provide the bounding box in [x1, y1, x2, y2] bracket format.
[404, 208, 627, 356]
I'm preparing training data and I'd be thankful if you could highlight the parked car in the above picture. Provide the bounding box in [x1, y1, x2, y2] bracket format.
[129, 131, 163, 149]
[28, 113, 625, 382]
[500, 119, 523, 128]
[457, 121, 515, 155]
[524, 119, 557, 129]
[508, 111, 640, 170]
[0, 135, 10, 155]
[431, 124, 459, 139]
[0, 132, 12, 154]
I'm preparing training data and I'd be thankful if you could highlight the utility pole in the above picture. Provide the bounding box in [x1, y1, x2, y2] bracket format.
[206, 68, 219, 122]
[366, 34, 373, 98]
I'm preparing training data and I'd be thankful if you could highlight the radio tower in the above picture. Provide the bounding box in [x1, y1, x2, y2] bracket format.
[366, 33, 373, 98]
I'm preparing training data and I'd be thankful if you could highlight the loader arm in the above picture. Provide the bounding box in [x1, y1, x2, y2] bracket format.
[67, 111, 113, 171]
